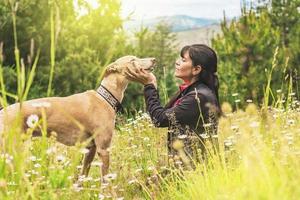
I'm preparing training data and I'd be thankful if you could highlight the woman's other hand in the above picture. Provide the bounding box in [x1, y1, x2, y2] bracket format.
[125, 67, 157, 88]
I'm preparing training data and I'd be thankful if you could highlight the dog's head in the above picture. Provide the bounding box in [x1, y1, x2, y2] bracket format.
[105, 55, 156, 78]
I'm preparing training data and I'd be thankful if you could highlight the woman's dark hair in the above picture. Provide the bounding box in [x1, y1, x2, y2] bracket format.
[180, 44, 221, 109]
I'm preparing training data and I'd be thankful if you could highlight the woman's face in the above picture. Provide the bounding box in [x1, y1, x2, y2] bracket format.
[175, 51, 200, 83]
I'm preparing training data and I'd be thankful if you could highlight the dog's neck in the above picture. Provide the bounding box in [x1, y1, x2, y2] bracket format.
[98, 74, 128, 103]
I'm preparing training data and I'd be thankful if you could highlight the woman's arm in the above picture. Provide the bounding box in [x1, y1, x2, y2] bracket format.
[144, 84, 206, 129]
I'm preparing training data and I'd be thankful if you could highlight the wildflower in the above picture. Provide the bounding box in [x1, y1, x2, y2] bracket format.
[56, 155, 66, 162]
[72, 183, 83, 192]
[203, 123, 212, 128]
[135, 168, 142, 173]
[31, 170, 39, 175]
[34, 163, 41, 168]
[5, 158, 12, 165]
[143, 137, 150, 142]
[26, 114, 39, 128]
[29, 156, 37, 161]
[128, 179, 137, 184]
[98, 194, 105, 200]
[232, 93, 239, 97]
[49, 166, 55, 170]
[200, 134, 209, 139]
[94, 178, 101, 182]
[46, 147, 57, 155]
[234, 99, 241, 103]
[104, 173, 117, 181]
[289, 92, 296, 96]
[80, 148, 90, 154]
[178, 134, 187, 139]
[7, 181, 17, 186]
[101, 182, 109, 189]
[284, 134, 293, 142]
[78, 175, 86, 182]
[224, 140, 233, 147]
[147, 166, 155, 171]
[246, 99, 253, 103]
[83, 176, 93, 182]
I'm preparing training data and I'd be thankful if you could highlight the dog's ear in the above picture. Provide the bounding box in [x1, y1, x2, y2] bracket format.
[130, 59, 141, 70]
[104, 62, 118, 76]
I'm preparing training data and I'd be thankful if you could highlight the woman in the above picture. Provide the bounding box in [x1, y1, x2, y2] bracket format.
[126, 44, 221, 167]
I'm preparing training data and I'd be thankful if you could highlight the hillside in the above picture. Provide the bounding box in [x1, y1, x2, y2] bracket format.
[124, 15, 218, 32]
[175, 24, 222, 49]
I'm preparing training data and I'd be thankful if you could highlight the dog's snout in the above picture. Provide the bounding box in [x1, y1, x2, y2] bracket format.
[151, 58, 156, 65]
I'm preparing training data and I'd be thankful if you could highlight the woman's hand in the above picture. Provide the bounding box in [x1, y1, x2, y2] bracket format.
[125, 67, 157, 88]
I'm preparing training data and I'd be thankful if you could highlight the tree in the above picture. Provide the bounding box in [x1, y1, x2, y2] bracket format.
[0, 0, 129, 100]
[212, 8, 281, 105]
[122, 22, 179, 113]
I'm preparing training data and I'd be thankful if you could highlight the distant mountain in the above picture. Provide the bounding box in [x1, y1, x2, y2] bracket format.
[175, 24, 222, 49]
[124, 15, 219, 32]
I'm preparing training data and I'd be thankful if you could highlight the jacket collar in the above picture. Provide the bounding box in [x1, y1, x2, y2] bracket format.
[164, 80, 203, 109]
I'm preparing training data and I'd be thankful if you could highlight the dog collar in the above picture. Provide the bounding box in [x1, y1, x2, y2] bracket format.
[96, 85, 123, 113]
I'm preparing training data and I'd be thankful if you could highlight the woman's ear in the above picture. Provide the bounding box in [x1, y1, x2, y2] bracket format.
[193, 65, 202, 76]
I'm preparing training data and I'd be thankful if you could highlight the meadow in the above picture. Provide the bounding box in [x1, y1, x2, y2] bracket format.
[0, 94, 299, 199]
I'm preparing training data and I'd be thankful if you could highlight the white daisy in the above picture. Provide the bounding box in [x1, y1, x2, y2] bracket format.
[26, 114, 39, 128]
[104, 173, 117, 181]
[56, 155, 66, 162]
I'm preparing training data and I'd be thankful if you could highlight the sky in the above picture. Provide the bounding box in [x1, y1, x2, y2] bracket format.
[120, 0, 244, 20]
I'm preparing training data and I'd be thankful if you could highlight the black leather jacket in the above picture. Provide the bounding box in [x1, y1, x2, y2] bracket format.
[144, 80, 220, 159]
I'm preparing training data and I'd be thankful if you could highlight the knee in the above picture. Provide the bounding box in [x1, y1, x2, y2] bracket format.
[96, 148, 109, 156]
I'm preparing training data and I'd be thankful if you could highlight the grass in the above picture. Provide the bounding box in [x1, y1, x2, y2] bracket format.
[0, 101, 299, 199]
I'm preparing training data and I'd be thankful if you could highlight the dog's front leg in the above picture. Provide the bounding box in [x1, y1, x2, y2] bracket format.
[80, 145, 96, 178]
[94, 134, 111, 181]
[97, 148, 110, 179]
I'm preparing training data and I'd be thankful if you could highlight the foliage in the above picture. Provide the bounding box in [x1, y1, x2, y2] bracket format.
[123, 23, 179, 113]
[0, 0, 130, 100]
[212, 0, 300, 107]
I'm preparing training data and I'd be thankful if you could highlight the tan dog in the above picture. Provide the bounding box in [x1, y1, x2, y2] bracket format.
[0, 55, 156, 180]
